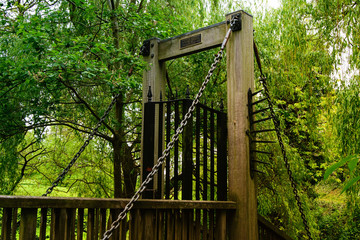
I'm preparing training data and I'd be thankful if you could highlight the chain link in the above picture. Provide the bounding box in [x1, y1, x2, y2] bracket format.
[101, 28, 233, 240]
[260, 76, 313, 240]
[43, 92, 122, 197]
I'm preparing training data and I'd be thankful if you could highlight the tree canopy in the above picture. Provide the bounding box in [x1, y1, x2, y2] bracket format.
[0, 0, 360, 239]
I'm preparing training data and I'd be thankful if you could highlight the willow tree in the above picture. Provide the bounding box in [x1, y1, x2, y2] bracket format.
[0, 0, 223, 197]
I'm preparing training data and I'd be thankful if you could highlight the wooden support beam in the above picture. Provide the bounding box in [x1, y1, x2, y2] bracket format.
[141, 38, 166, 199]
[0, 195, 237, 209]
[226, 10, 258, 240]
[158, 22, 226, 61]
[19, 208, 37, 240]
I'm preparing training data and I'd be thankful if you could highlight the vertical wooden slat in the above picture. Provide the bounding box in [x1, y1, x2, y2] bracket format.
[144, 210, 155, 239]
[188, 210, 194, 240]
[94, 209, 100, 240]
[166, 210, 174, 240]
[67, 208, 76, 240]
[99, 209, 107, 238]
[174, 100, 179, 200]
[87, 208, 95, 240]
[156, 98, 164, 199]
[119, 215, 127, 240]
[209, 209, 214, 240]
[77, 208, 84, 240]
[39, 208, 48, 240]
[217, 111, 228, 201]
[181, 210, 188, 240]
[110, 209, 120, 240]
[182, 99, 193, 200]
[157, 210, 164, 240]
[210, 107, 215, 201]
[209, 108, 215, 240]
[1, 208, 12, 240]
[165, 101, 171, 199]
[50, 208, 55, 240]
[51, 208, 67, 240]
[19, 208, 37, 240]
[203, 107, 208, 240]
[215, 210, 226, 240]
[10, 208, 17, 240]
[174, 210, 181, 240]
[135, 209, 143, 240]
[203, 209, 208, 240]
[195, 106, 201, 201]
[195, 209, 201, 240]
[203, 106, 208, 202]
[142, 102, 156, 199]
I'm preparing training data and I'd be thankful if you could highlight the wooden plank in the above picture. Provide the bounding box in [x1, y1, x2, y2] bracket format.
[141, 37, 166, 199]
[119, 215, 127, 240]
[226, 10, 258, 240]
[99, 209, 107, 238]
[144, 210, 155, 239]
[181, 210, 187, 240]
[209, 209, 214, 240]
[94, 208, 99, 240]
[182, 99, 193, 200]
[0, 196, 236, 210]
[39, 208, 48, 240]
[19, 208, 37, 240]
[202, 209, 208, 240]
[67, 208, 76, 240]
[195, 210, 201, 240]
[52, 208, 67, 240]
[188, 210, 194, 240]
[50, 208, 55, 240]
[1, 208, 12, 240]
[217, 111, 228, 201]
[77, 208, 84, 240]
[174, 210, 181, 240]
[110, 209, 120, 240]
[10, 208, 17, 240]
[166, 210, 174, 240]
[215, 210, 226, 240]
[87, 208, 95, 240]
[157, 210, 164, 240]
[158, 22, 226, 61]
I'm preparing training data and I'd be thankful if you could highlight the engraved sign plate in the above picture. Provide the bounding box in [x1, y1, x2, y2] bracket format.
[180, 34, 202, 49]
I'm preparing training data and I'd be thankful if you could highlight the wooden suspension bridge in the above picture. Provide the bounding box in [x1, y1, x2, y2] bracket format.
[0, 10, 296, 240]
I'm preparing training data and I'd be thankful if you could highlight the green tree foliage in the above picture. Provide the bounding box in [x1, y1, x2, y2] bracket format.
[0, 0, 224, 198]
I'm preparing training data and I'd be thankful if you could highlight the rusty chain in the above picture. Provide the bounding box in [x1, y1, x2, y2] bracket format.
[101, 26, 233, 240]
[254, 41, 313, 239]
[43, 92, 122, 197]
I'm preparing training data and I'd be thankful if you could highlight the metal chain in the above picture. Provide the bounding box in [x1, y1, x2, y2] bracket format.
[101, 27, 233, 240]
[260, 76, 313, 240]
[43, 91, 122, 197]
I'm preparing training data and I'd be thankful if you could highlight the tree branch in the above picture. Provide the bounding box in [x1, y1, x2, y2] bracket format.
[59, 79, 115, 135]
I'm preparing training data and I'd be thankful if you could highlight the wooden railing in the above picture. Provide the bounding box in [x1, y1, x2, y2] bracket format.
[0, 195, 236, 240]
[258, 215, 293, 240]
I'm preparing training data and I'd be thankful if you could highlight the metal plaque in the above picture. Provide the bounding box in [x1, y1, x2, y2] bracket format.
[180, 34, 202, 49]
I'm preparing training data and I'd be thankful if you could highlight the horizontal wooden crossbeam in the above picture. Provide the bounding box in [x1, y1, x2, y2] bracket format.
[0, 195, 237, 209]
[158, 21, 227, 61]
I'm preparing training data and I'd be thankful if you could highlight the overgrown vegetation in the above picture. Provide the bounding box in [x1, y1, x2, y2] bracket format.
[0, 0, 359, 239]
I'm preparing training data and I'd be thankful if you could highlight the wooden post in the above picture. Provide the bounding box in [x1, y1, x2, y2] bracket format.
[19, 208, 37, 240]
[226, 10, 258, 240]
[141, 38, 166, 199]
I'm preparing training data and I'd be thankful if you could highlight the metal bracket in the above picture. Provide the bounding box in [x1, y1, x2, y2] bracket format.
[230, 13, 242, 32]
[140, 39, 150, 57]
